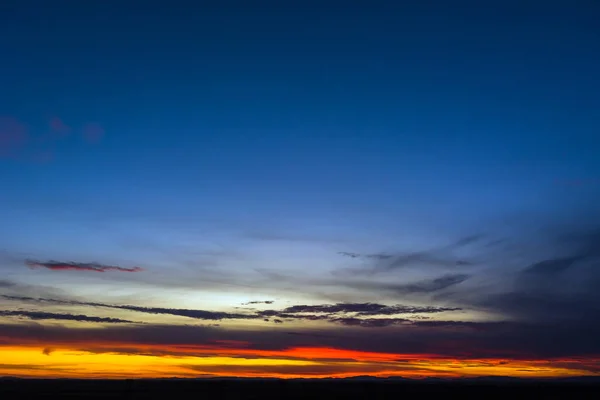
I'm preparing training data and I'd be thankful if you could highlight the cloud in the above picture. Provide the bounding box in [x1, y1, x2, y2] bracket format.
[0, 116, 28, 157]
[522, 257, 584, 275]
[242, 300, 275, 305]
[103, 304, 257, 321]
[393, 274, 471, 294]
[48, 117, 71, 136]
[440, 219, 600, 332]
[25, 259, 143, 273]
[0, 310, 136, 324]
[254, 302, 461, 328]
[42, 347, 54, 356]
[331, 317, 410, 328]
[338, 252, 361, 258]
[384, 253, 471, 271]
[0, 318, 598, 361]
[4, 213, 600, 375]
[0, 295, 260, 321]
[1, 295, 460, 327]
[278, 303, 460, 315]
[338, 235, 478, 275]
[82, 122, 104, 143]
[338, 252, 393, 260]
[349, 274, 471, 296]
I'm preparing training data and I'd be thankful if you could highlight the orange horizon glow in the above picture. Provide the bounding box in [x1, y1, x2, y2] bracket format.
[1, 344, 598, 380]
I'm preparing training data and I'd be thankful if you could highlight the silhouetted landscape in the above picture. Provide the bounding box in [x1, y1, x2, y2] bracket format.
[1, 377, 600, 399]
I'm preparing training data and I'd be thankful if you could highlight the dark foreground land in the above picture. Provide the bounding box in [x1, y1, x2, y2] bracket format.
[1, 378, 599, 399]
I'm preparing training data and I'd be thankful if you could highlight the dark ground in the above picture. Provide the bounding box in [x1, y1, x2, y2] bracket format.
[1, 378, 599, 399]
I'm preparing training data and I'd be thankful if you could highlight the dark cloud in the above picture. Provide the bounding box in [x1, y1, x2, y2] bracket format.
[442, 221, 600, 340]
[452, 234, 484, 247]
[42, 348, 55, 356]
[0, 280, 17, 288]
[394, 274, 471, 294]
[411, 321, 507, 331]
[0, 295, 261, 321]
[1, 294, 69, 304]
[25, 259, 143, 273]
[0, 318, 598, 360]
[349, 274, 470, 296]
[254, 302, 461, 328]
[338, 236, 478, 275]
[105, 304, 256, 321]
[338, 252, 393, 260]
[522, 256, 584, 275]
[242, 300, 275, 305]
[181, 362, 410, 377]
[338, 252, 361, 258]
[279, 303, 460, 315]
[0, 310, 135, 324]
[331, 317, 410, 328]
[385, 253, 471, 271]
[0, 295, 460, 328]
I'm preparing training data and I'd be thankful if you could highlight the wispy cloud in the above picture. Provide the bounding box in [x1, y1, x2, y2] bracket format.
[338, 252, 393, 260]
[48, 117, 71, 136]
[0, 116, 28, 157]
[255, 302, 461, 327]
[0, 310, 135, 324]
[103, 304, 257, 321]
[82, 122, 105, 143]
[522, 256, 585, 275]
[278, 303, 460, 315]
[331, 317, 410, 328]
[241, 300, 275, 305]
[0, 295, 461, 327]
[393, 274, 471, 294]
[25, 259, 143, 273]
[0, 295, 259, 321]
[348, 274, 471, 296]
[338, 235, 479, 275]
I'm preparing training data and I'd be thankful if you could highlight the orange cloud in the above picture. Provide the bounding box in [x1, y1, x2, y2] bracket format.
[0, 344, 597, 379]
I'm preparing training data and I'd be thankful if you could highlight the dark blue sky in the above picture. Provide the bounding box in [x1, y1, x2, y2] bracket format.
[1, 1, 599, 306]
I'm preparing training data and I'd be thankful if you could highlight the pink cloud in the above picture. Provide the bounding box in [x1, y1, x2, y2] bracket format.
[26, 259, 143, 273]
[0, 116, 29, 157]
[82, 122, 105, 143]
[49, 117, 71, 137]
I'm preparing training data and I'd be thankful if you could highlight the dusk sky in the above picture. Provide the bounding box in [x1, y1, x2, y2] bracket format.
[1, 0, 600, 379]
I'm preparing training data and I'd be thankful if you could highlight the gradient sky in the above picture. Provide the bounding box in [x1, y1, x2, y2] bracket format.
[1, 0, 600, 379]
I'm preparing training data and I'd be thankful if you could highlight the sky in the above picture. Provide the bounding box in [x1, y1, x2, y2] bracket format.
[1, 0, 600, 379]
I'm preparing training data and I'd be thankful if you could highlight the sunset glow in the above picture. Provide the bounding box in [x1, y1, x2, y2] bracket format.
[2, 0, 600, 384]
[2, 345, 598, 379]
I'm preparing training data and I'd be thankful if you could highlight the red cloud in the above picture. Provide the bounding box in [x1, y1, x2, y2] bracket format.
[25, 260, 143, 273]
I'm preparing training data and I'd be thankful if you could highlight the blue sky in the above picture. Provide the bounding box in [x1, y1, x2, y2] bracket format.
[1, 1, 600, 377]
